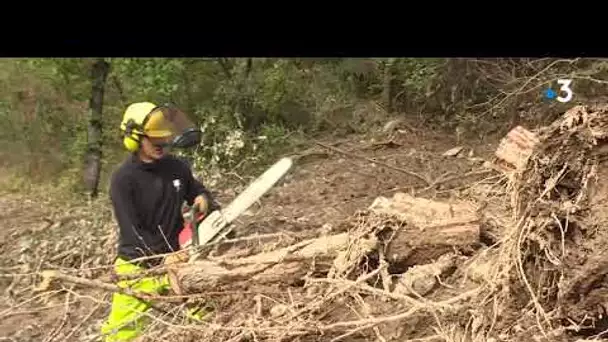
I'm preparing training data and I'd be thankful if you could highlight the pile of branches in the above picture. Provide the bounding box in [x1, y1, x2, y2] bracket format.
[144, 191, 483, 341]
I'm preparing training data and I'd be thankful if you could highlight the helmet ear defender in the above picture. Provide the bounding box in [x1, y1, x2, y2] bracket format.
[122, 119, 144, 152]
[121, 104, 172, 152]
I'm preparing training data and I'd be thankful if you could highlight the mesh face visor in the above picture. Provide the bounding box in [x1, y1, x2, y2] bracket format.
[143, 105, 201, 148]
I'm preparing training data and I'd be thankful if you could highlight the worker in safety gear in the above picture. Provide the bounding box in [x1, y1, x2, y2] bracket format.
[100, 102, 219, 341]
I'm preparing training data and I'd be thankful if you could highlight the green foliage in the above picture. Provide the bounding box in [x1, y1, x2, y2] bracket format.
[395, 58, 443, 94]
[110, 58, 185, 100]
[0, 57, 460, 194]
[20, 58, 91, 100]
[0, 59, 87, 180]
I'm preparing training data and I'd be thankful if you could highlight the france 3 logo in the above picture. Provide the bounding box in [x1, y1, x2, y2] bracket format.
[544, 79, 573, 103]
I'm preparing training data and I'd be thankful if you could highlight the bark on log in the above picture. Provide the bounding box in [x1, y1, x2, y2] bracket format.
[369, 192, 480, 267]
[170, 233, 357, 294]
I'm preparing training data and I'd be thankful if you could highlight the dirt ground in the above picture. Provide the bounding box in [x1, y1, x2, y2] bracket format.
[231, 126, 498, 239]
[0, 120, 513, 341]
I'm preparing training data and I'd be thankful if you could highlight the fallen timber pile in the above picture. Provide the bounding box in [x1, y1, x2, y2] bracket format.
[170, 192, 480, 294]
[37, 104, 608, 342]
[162, 190, 483, 342]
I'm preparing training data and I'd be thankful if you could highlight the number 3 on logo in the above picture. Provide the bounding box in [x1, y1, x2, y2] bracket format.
[556, 79, 573, 103]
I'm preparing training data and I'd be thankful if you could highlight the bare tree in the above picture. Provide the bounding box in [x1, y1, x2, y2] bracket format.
[83, 58, 110, 198]
[382, 58, 396, 113]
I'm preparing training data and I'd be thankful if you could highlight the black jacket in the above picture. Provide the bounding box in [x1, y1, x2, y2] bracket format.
[109, 154, 219, 267]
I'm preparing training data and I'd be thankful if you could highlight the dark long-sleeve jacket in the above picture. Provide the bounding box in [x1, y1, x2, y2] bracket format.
[109, 154, 219, 267]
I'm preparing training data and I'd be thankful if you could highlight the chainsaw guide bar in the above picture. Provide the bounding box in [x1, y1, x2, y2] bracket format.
[186, 157, 294, 262]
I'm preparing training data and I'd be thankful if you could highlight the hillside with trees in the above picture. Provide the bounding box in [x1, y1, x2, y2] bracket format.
[2, 58, 604, 195]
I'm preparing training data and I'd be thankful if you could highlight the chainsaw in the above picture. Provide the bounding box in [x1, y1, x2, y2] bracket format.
[177, 157, 293, 261]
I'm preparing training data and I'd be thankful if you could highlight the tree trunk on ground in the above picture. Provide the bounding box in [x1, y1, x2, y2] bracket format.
[83, 58, 110, 198]
[168, 233, 354, 294]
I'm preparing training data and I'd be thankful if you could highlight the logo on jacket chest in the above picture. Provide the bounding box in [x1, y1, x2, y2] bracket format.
[172, 179, 182, 192]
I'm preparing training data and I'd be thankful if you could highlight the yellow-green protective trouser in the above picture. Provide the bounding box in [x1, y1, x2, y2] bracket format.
[100, 257, 170, 341]
[100, 257, 208, 341]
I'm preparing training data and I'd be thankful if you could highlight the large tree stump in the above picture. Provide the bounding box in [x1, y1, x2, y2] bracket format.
[369, 192, 480, 268]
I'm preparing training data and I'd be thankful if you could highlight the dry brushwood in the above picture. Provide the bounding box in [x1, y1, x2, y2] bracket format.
[16, 192, 481, 341]
[170, 193, 482, 297]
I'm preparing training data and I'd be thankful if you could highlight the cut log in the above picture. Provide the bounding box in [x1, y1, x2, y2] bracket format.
[171, 193, 480, 294]
[494, 125, 540, 172]
[170, 233, 372, 294]
[369, 192, 480, 267]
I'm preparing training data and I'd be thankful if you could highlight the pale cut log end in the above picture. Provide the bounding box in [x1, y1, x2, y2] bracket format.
[494, 125, 540, 172]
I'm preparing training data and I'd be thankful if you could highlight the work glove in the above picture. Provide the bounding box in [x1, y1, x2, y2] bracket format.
[193, 195, 209, 215]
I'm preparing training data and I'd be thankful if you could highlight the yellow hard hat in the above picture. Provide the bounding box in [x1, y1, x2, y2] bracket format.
[120, 102, 174, 138]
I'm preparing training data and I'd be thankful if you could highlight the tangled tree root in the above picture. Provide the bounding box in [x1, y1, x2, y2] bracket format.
[481, 104, 608, 341]
[513, 105, 608, 336]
